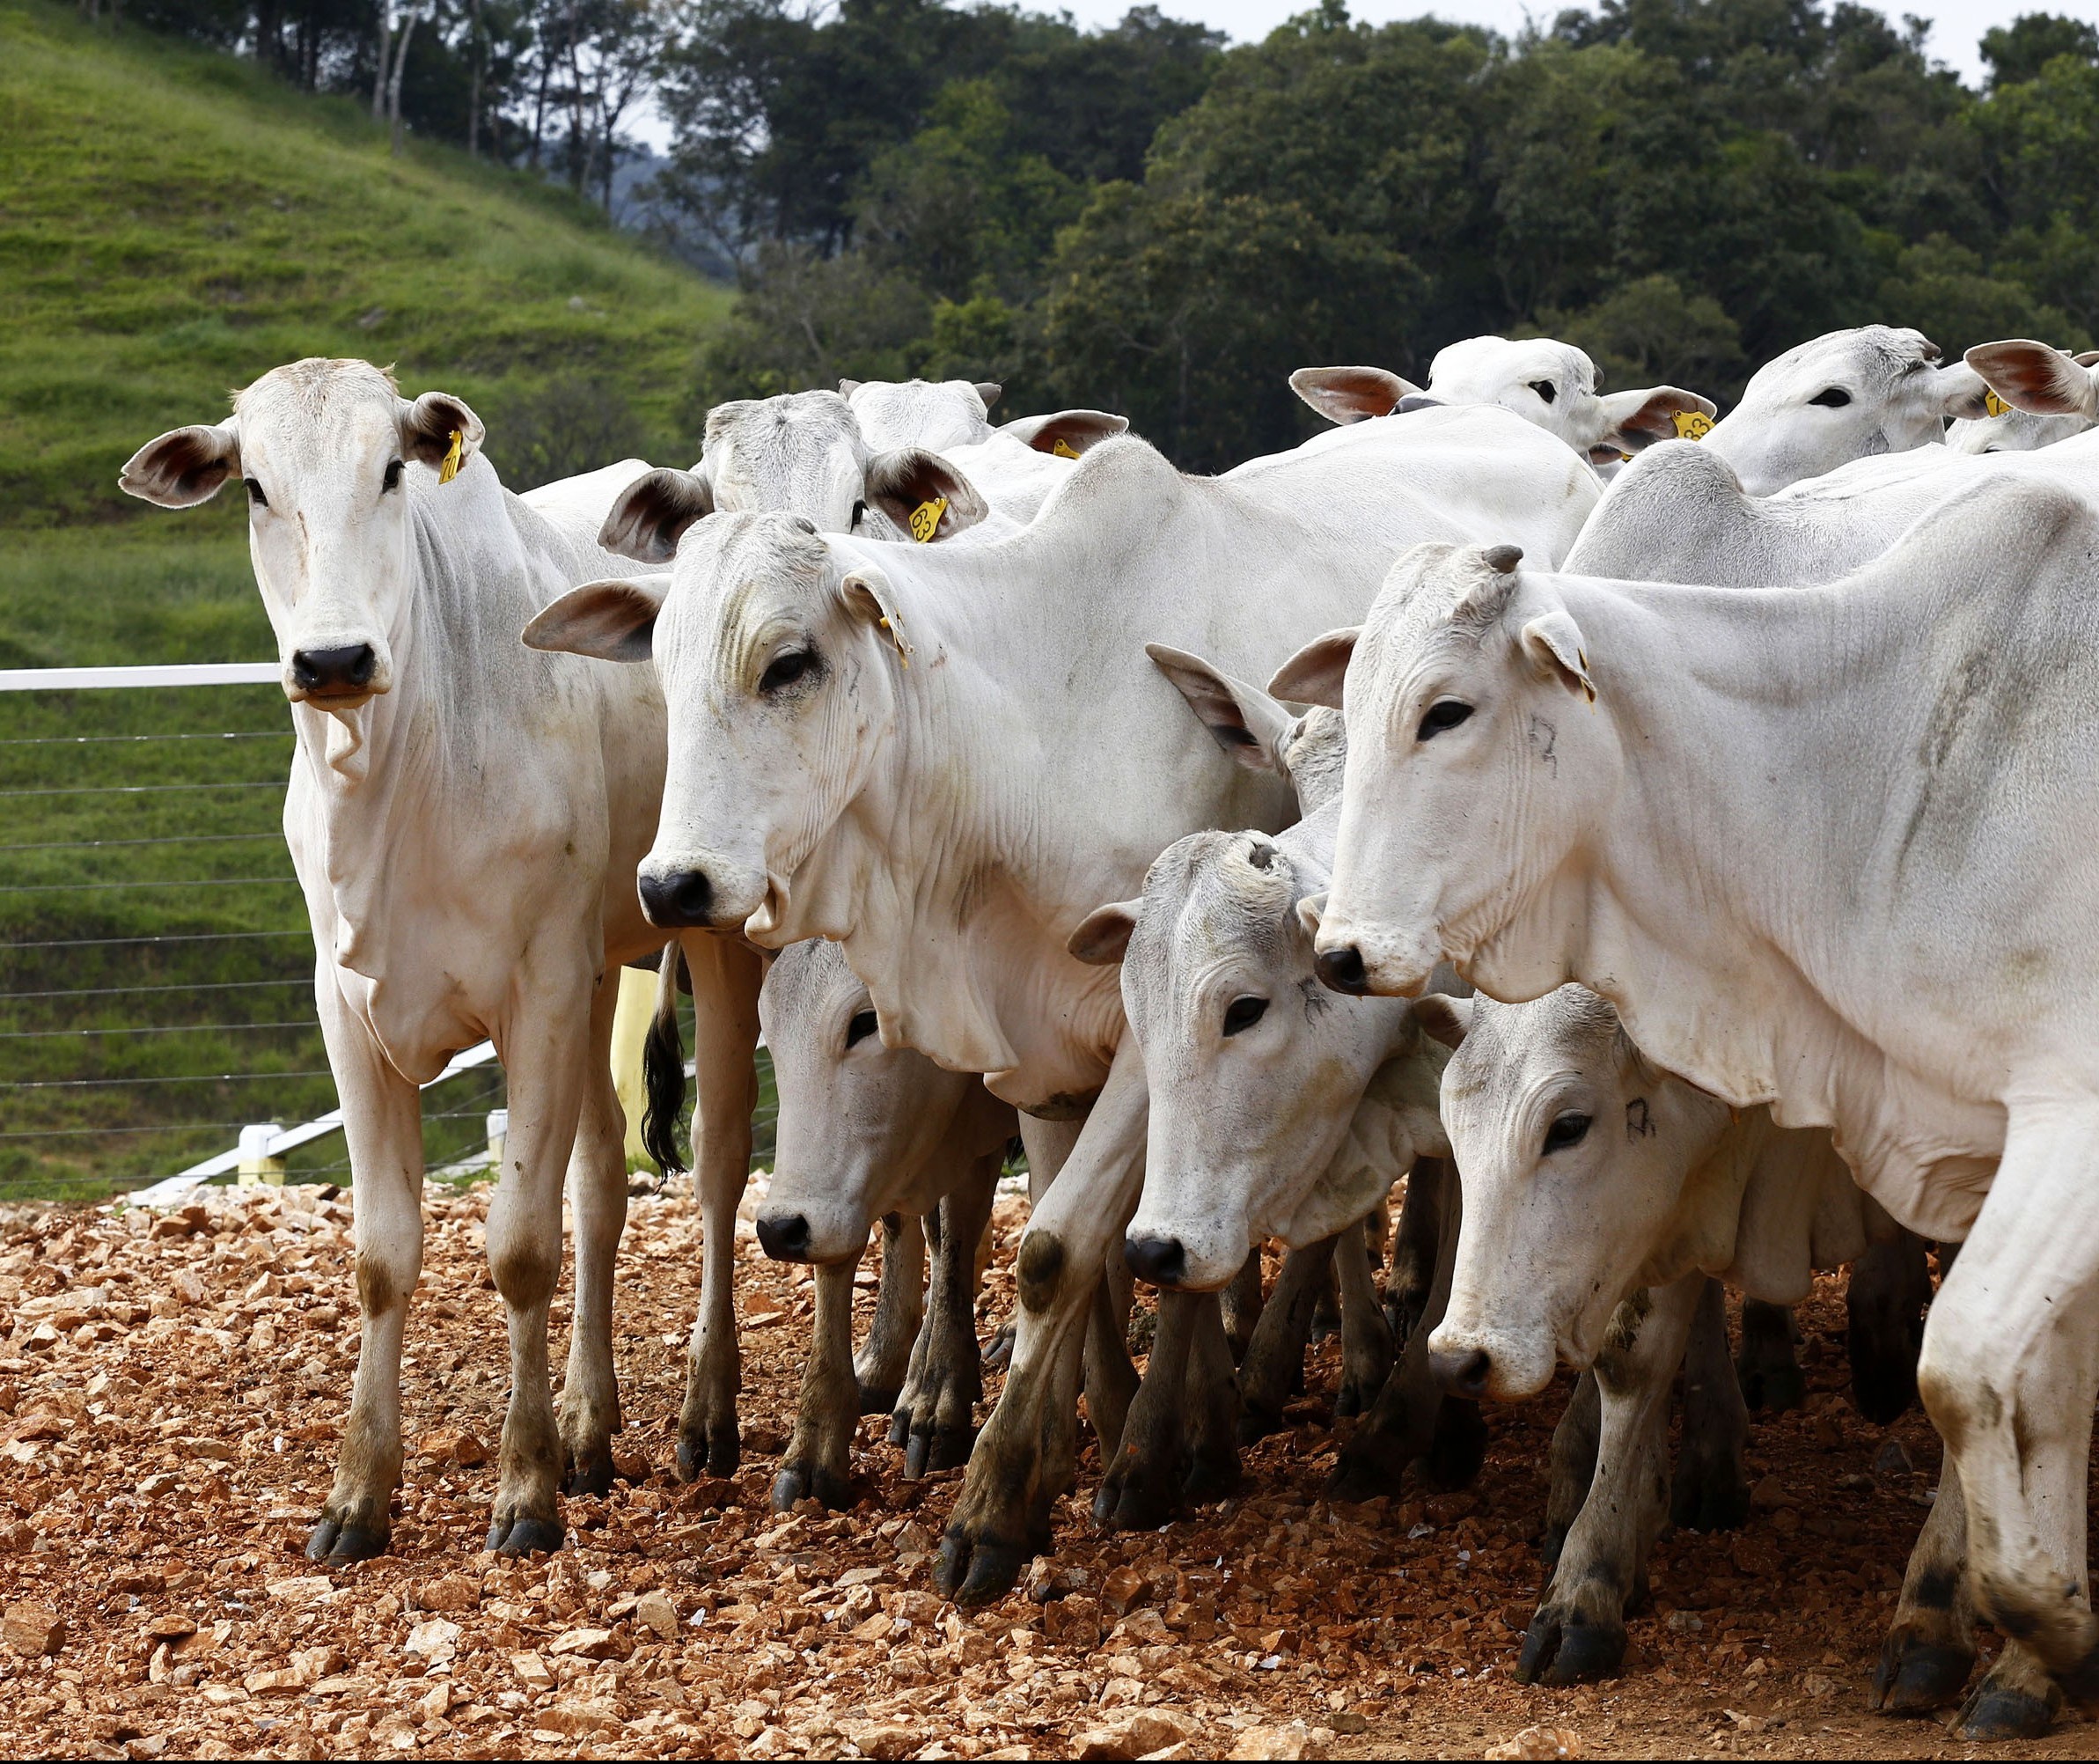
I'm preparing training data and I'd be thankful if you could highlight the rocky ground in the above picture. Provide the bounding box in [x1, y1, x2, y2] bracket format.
[0, 1178, 2091, 1761]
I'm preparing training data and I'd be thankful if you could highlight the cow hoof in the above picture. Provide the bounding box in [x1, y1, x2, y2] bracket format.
[676, 1424, 740, 1482]
[1183, 1444, 1242, 1507]
[1956, 1682, 2059, 1741]
[1093, 1463, 1178, 1532]
[1517, 1608, 1626, 1686]
[1323, 1443, 1407, 1504]
[1670, 1459, 1751, 1532]
[561, 1445, 617, 1499]
[859, 1383, 901, 1419]
[305, 1517, 388, 1562]
[487, 1516, 565, 1556]
[1848, 1360, 1919, 1428]
[771, 1462, 851, 1512]
[903, 1425, 976, 1480]
[1236, 1403, 1288, 1446]
[1870, 1635, 1973, 1714]
[981, 1321, 1016, 1371]
[1736, 1359, 1805, 1414]
[938, 1530, 1028, 1608]
[1427, 1397, 1488, 1490]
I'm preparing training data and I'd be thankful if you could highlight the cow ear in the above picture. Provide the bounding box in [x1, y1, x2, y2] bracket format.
[1413, 993, 1473, 1050]
[1295, 891, 1328, 941]
[1924, 362, 1993, 423]
[599, 467, 716, 565]
[1146, 643, 1294, 775]
[1068, 900, 1140, 966]
[1288, 365, 1418, 426]
[1000, 409, 1128, 457]
[1520, 609, 1596, 702]
[120, 423, 241, 507]
[864, 448, 988, 540]
[399, 391, 485, 477]
[1964, 340, 2099, 420]
[838, 558, 920, 665]
[1269, 628, 1361, 710]
[974, 382, 1004, 413]
[1593, 386, 1716, 454]
[839, 379, 864, 400]
[522, 576, 668, 663]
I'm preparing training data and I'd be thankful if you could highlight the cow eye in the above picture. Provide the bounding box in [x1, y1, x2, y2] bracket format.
[1222, 996, 1268, 1037]
[1809, 387, 1852, 408]
[850, 499, 868, 529]
[1543, 1111, 1592, 1153]
[244, 476, 268, 510]
[1527, 379, 1557, 405]
[760, 649, 818, 695]
[845, 1009, 878, 1048]
[382, 459, 404, 493]
[1417, 699, 1473, 740]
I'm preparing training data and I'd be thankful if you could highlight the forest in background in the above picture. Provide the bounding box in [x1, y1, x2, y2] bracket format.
[102, 0, 2099, 468]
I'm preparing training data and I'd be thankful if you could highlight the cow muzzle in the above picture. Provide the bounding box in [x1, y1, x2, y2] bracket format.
[638, 852, 767, 931]
[284, 639, 392, 707]
[1310, 915, 1435, 998]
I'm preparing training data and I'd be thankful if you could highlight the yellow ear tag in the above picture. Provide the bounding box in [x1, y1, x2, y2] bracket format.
[877, 614, 912, 667]
[438, 429, 465, 484]
[1984, 390, 2012, 419]
[907, 497, 947, 543]
[1672, 410, 1714, 441]
[1051, 438, 1080, 459]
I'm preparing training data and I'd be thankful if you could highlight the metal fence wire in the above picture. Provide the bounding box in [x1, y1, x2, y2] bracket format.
[0, 668, 775, 1203]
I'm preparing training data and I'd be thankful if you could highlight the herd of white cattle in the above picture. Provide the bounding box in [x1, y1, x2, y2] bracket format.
[118, 322, 2099, 1738]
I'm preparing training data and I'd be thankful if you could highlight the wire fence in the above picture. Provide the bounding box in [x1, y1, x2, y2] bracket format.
[0, 667, 775, 1204]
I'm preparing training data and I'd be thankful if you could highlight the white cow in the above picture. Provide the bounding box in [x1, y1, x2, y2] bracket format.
[1290, 334, 1714, 466]
[118, 358, 766, 1557]
[1423, 983, 2051, 1738]
[1295, 484, 2099, 1713]
[523, 406, 1600, 1600]
[1954, 341, 2099, 453]
[1697, 325, 1989, 494]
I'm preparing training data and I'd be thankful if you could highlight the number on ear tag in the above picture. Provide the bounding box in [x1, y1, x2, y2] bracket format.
[908, 497, 947, 543]
[1052, 438, 1080, 459]
[1984, 390, 2012, 419]
[1673, 410, 1714, 441]
[439, 429, 465, 484]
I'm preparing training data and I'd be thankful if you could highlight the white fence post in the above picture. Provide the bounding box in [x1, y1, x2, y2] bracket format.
[236, 1121, 286, 1187]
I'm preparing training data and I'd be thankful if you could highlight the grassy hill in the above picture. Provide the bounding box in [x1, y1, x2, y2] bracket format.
[0, 1, 736, 1197]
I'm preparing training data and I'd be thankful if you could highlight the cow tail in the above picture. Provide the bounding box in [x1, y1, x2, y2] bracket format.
[642, 944, 689, 1175]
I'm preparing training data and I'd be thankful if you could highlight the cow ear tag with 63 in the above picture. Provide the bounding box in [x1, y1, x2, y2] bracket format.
[439, 429, 465, 484]
[908, 497, 948, 543]
[1673, 410, 1714, 441]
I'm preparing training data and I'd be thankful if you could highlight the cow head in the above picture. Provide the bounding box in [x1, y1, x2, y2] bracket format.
[1070, 826, 1439, 1288]
[524, 511, 912, 936]
[1280, 541, 1618, 1001]
[1952, 339, 2099, 454]
[120, 357, 484, 710]
[752, 938, 994, 1263]
[842, 377, 1003, 452]
[1703, 326, 1989, 495]
[1422, 987, 1735, 1399]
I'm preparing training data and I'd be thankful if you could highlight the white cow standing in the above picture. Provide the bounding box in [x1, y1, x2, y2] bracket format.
[1288, 334, 1714, 467]
[119, 358, 767, 1556]
[524, 406, 1601, 1602]
[1300, 485, 2099, 1716]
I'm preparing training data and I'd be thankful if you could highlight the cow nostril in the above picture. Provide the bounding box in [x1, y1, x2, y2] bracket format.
[1429, 1346, 1492, 1399]
[290, 644, 378, 692]
[1124, 1234, 1188, 1288]
[754, 1212, 811, 1262]
[638, 868, 716, 929]
[1315, 944, 1370, 996]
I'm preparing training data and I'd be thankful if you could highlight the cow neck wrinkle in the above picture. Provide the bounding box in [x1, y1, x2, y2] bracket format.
[290, 479, 560, 979]
[1509, 565, 2005, 1242]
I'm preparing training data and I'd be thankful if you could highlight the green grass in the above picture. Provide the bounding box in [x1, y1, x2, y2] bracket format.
[0, 4, 740, 1196]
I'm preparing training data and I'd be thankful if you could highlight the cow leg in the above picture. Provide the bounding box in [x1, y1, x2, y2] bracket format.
[1238, 1237, 1335, 1441]
[483, 982, 595, 1555]
[1336, 1217, 1397, 1418]
[1846, 1229, 1932, 1425]
[774, 1255, 860, 1511]
[1670, 1276, 1752, 1532]
[897, 1155, 999, 1475]
[1383, 1157, 1446, 1351]
[556, 973, 628, 1498]
[1086, 1246, 1140, 1463]
[306, 989, 424, 1562]
[1519, 1271, 1703, 1686]
[1873, 1442, 1979, 1715]
[858, 1212, 926, 1414]
[676, 937, 763, 1481]
[938, 1046, 1147, 1606]
[1918, 1107, 2099, 1718]
[1541, 1373, 1602, 1569]
[1327, 1158, 1485, 1500]
[1735, 1297, 1805, 1413]
[1221, 1249, 1266, 1363]
[1094, 1287, 1203, 1530]
[1182, 1291, 1243, 1502]
[1310, 1260, 1343, 1343]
